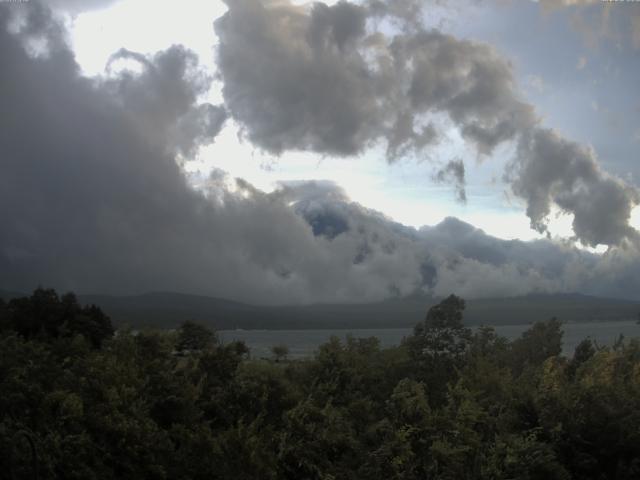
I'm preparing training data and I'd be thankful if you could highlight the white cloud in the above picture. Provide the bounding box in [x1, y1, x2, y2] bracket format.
[69, 0, 227, 77]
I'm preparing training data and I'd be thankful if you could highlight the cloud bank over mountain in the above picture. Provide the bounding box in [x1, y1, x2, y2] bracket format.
[1, 1, 640, 305]
[215, 0, 639, 248]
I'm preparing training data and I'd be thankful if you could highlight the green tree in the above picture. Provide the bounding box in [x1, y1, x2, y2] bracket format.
[5, 289, 113, 347]
[278, 399, 359, 479]
[510, 317, 563, 375]
[63, 301, 114, 348]
[484, 430, 571, 480]
[175, 320, 217, 354]
[404, 295, 471, 404]
[0, 298, 8, 332]
[271, 344, 289, 362]
[406, 295, 471, 358]
[567, 337, 596, 379]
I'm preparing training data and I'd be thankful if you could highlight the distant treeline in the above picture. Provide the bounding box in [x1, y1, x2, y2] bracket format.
[1, 289, 639, 479]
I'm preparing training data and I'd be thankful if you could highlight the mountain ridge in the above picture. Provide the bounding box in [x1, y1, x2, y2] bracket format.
[4, 289, 637, 330]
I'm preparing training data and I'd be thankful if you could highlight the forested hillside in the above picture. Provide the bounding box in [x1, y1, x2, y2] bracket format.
[1, 289, 639, 479]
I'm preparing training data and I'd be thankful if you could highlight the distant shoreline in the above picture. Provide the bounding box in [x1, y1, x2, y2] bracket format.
[219, 320, 640, 358]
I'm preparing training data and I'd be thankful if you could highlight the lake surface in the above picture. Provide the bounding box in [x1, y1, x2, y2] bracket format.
[219, 320, 640, 359]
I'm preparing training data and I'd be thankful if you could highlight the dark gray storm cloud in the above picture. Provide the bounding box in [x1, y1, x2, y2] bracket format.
[2, 2, 640, 305]
[214, 0, 379, 156]
[0, 4, 222, 295]
[214, 0, 639, 248]
[509, 128, 639, 247]
[214, 0, 532, 158]
[0, 3, 432, 304]
[104, 46, 227, 158]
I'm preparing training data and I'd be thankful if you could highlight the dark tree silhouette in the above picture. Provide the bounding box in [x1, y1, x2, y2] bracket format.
[271, 344, 289, 362]
[3, 288, 113, 347]
[404, 294, 472, 403]
[175, 320, 217, 354]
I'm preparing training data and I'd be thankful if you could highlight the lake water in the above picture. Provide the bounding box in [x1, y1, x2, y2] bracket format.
[219, 321, 640, 359]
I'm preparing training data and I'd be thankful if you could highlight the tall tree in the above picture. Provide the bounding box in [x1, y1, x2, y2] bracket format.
[404, 294, 471, 404]
[175, 320, 217, 354]
[510, 317, 563, 374]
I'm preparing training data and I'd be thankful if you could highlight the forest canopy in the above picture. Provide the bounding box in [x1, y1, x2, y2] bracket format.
[1, 289, 639, 479]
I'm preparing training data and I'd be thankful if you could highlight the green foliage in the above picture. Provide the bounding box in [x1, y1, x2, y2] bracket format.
[404, 294, 472, 404]
[175, 320, 217, 353]
[1, 290, 640, 479]
[509, 317, 563, 374]
[1, 288, 114, 347]
[271, 344, 290, 362]
[0, 298, 8, 331]
[409, 294, 470, 358]
[484, 430, 571, 480]
[567, 337, 597, 379]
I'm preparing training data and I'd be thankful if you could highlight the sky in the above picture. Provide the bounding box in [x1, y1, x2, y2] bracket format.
[1, 0, 640, 304]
